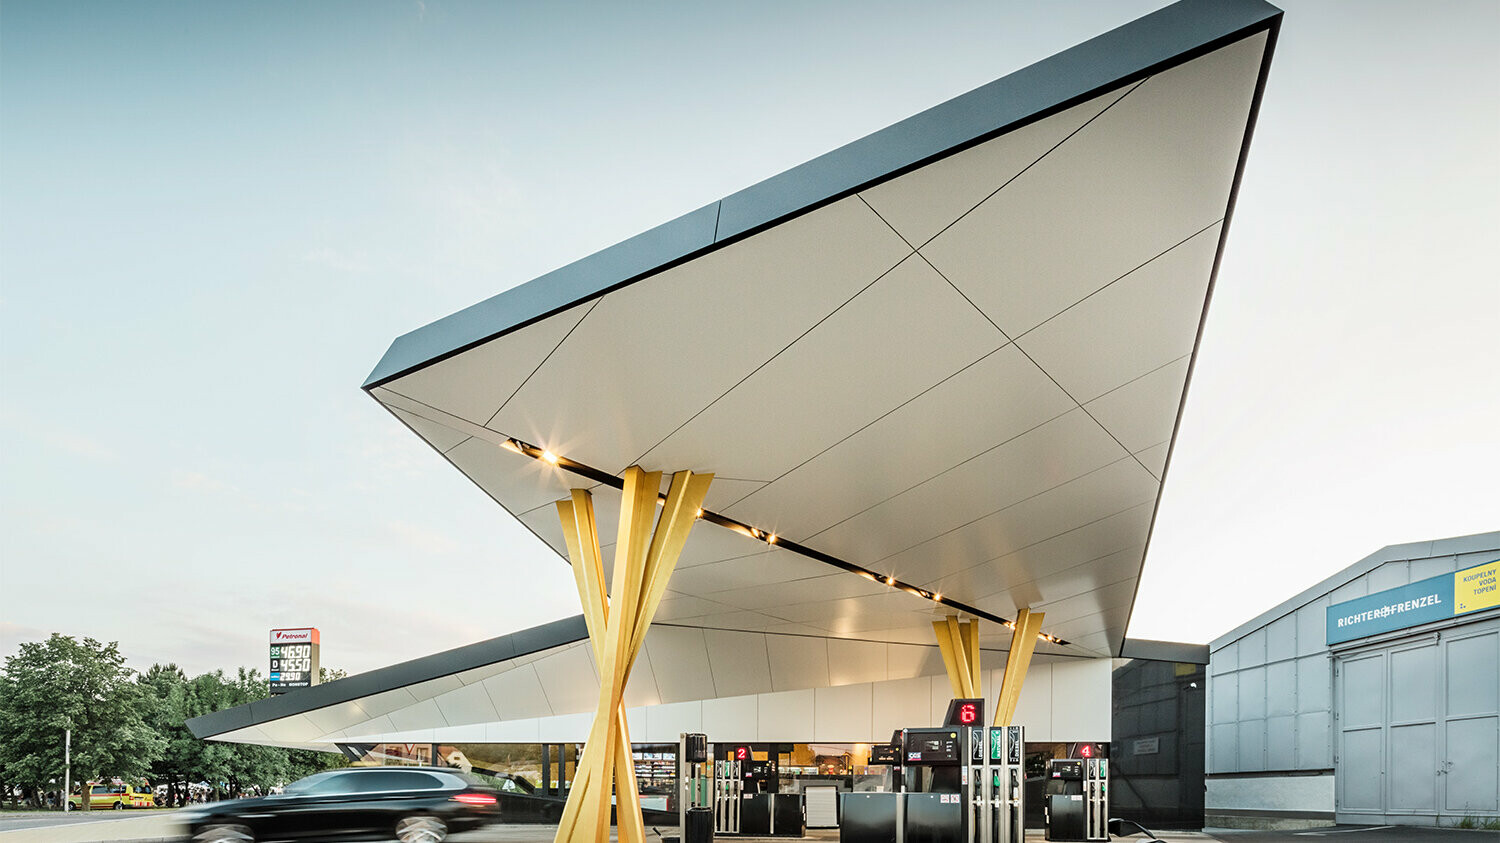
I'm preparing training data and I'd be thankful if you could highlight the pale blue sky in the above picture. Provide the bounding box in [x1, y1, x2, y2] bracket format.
[2, 1, 1496, 676]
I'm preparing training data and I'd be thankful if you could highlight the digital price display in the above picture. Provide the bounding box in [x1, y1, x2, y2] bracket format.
[942, 697, 985, 727]
[268, 628, 321, 694]
[1068, 742, 1109, 760]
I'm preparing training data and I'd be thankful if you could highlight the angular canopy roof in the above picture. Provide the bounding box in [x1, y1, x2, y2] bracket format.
[365, 0, 1281, 659]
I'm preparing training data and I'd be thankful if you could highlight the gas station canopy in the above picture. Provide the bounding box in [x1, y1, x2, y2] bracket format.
[364, 0, 1279, 659]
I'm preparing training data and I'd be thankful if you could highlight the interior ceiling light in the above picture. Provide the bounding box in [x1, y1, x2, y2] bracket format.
[491, 434, 1070, 646]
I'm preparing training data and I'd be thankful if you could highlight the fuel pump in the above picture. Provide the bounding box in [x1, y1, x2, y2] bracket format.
[1084, 757, 1108, 841]
[713, 749, 742, 834]
[985, 725, 1024, 843]
[839, 712, 1020, 843]
[900, 727, 965, 842]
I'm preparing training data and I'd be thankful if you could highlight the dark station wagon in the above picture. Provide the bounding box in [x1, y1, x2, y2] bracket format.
[183, 767, 501, 842]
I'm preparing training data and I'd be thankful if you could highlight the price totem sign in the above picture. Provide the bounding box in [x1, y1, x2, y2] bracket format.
[269, 628, 321, 694]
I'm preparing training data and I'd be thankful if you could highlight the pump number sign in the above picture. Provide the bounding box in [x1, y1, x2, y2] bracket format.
[269, 628, 321, 694]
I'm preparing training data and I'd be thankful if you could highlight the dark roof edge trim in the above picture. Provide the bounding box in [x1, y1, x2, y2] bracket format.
[362, 0, 1284, 390]
[187, 615, 588, 739]
[1208, 530, 1500, 651]
[1120, 638, 1210, 665]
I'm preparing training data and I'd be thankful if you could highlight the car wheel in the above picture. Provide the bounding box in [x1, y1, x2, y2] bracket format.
[395, 815, 447, 843]
[114, 802, 124, 810]
[193, 824, 255, 842]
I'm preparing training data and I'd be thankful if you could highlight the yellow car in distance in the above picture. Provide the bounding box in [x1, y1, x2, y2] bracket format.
[68, 782, 155, 810]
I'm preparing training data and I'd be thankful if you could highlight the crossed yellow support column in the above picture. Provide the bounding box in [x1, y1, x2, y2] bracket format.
[932, 609, 1046, 726]
[932, 616, 983, 698]
[994, 608, 1045, 727]
[553, 466, 713, 843]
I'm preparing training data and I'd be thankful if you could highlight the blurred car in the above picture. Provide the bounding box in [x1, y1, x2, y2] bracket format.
[181, 767, 500, 842]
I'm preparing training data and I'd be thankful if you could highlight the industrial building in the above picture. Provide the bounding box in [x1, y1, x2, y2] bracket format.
[1206, 532, 1500, 829]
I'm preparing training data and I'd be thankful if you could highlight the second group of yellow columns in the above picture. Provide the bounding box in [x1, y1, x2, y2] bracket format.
[933, 608, 1045, 726]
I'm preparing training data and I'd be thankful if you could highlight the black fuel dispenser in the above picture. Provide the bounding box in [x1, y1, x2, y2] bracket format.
[1043, 753, 1107, 842]
[901, 727, 965, 843]
[840, 721, 1024, 843]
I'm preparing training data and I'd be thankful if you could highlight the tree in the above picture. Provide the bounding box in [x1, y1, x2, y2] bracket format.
[0, 635, 165, 807]
[138, 664, 199, 807]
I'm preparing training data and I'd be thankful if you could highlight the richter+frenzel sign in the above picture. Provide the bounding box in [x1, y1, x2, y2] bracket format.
[269, 628, 320, 694]
[1326, 559, 1499, 645]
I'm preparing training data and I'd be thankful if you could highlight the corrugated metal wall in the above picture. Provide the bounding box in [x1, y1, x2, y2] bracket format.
[1208, 540, 1498, 776]
[1206, 534, 1500, 828]
[1209, 597, 1333, 773]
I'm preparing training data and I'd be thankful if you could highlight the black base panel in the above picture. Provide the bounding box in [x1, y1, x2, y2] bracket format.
[840, 793, 899, 843]
[1046, 794, 1086, 841]
[904, 792, 963, 843]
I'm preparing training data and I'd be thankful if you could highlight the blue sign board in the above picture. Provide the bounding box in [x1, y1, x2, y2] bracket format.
[1326, 573, 1453, 644]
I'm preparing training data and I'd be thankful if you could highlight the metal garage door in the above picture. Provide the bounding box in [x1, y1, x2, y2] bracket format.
[1334, 617, 1499, 824]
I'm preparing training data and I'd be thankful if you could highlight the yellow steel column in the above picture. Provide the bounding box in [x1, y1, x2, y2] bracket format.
[553, 467, 712, 843]
[932, 616, 981, 698]
[993, 608, 1045, 726]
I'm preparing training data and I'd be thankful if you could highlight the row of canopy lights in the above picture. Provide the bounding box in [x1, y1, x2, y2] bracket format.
[499, 436, 1066, 646]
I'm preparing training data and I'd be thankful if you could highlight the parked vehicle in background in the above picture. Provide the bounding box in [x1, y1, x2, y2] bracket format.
[181, 767, 501, 842]
[483, 773, 563, 823]
[68, 782, 155, 810]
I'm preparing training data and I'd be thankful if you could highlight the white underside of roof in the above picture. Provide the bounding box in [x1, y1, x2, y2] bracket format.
[372, 32, 1269, 658]
[210, 626, 1110, 747]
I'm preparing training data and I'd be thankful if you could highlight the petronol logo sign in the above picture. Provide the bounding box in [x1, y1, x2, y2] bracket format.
[268, 627, 320, 694]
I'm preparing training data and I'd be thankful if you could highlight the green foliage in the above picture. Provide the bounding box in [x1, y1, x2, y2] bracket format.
[0, 634, 348, 807]
[0, 634, 165, 789]
[1453, 815, 1500, 831]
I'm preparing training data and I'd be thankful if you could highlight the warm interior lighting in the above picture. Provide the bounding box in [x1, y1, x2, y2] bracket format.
[695, 508, 703, 518]
[501, 439, 523, 454]
[933, 593, 942, 602]
[766, 533, 777, 545]
[886, 576, 896, 585]
[541, 450, 559, 464]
